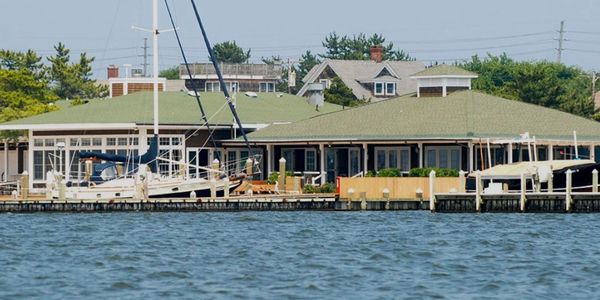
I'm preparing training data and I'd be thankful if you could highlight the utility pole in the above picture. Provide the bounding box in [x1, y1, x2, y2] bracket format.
[556, 20, 565, 63]
[141, 38, 149, 77]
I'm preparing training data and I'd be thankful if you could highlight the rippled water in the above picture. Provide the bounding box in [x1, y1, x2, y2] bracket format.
[1, 212, 599, 299]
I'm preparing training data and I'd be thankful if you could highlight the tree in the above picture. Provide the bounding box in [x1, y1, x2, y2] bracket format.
[46, 42, 108, 100]
[320, 32, 415, 61]
[459, 54, 595, 118]
[212, 41, 251, 64]
[159, 66, 180, 80]
[297, 50, 321, 85]
[324, 77, 364, 107]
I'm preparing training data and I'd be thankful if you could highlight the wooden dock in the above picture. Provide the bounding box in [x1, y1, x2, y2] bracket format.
[434, 193, 600, 213]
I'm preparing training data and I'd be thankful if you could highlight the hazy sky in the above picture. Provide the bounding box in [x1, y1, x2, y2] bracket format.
[1, 0, 599, 79]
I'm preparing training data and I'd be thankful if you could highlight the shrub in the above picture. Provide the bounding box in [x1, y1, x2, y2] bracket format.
[376, 168, 402, 177]
[408, 168, 459, 177]
[267, 171, 294, 184]
[303, 182, 336, 194]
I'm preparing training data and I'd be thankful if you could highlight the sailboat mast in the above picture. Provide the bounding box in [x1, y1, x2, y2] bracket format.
[152, 0, 159, 135]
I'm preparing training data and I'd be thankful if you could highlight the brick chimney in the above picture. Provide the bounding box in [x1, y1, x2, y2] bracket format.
[107, 65, 119, 79]
[370, 45, 383, 63]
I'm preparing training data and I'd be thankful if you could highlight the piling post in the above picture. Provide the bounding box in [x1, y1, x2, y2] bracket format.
[360, 192, 367, 210]
[190, 191, 197, 199]
[475, 171, 482, 212]
[58, 173, 66, 200]
[383, 188, 390, 210]
[566, 169, 573, 212]
[278, 157, 286, 193]
[210, 180, 217, 199]
[84, 160, 92, 182]
[459, 170, 466, 193]
[224, 178, 230, 198]
[520, 172, 527, 212]
[429, 170, 436, 212]
[20, 171, 29, 200]
[211, 159, 220, 180]
[347, 188, 354, 210]
[548, 172, 554, 193]
[593, 169, 598, 193]
[245, 158, 253, 178]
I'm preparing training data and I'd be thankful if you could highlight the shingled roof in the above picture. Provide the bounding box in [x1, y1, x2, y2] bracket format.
[411, 64, 478, 78]
[246, 90, 600, 142]
[0, 91, 342, 129]
[298, 59, 425, 100]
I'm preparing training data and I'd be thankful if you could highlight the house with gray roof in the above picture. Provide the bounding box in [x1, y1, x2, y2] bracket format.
[227, 65, 600, 183]
[297, 47, 425, 101]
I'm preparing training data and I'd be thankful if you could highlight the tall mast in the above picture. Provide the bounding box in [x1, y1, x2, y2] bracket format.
[152, 0, 159, 135]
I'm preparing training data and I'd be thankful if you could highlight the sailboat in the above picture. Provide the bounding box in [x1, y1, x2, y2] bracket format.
[48, 0, 255, 199]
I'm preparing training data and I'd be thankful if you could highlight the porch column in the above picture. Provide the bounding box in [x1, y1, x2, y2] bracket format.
[266, 144, 273, 174]
[468, 141, 474, 172]
[548, 144, 554, 161]
[3, 140, 8, 182]
[418, 143, 423, 168]
[319, 144, 326, 183]
[362, 143, 368, 175]
[507, 143, 513, 164]
[28, 130, 34, 190]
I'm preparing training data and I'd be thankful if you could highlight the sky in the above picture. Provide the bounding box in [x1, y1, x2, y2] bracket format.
[1, 0, 599, 79]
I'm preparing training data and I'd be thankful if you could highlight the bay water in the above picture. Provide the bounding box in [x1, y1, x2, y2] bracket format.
[1, 211, 599, 299]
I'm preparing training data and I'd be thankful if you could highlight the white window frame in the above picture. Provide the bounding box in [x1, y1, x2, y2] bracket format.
[374, 82, 385, 96]
[385, 82, 396, 96]
[259, 82, 276, 92]
[424, 146, 461, 170]
[374, 147, 411, 172]
[319, 79, 331, 89]
[305, 149, 317, 172]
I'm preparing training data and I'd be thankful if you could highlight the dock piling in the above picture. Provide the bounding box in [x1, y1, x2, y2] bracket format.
[459, 170, 466, 193]
[278, 157, 286, 193]
[548, 173, 554, 193]
[520, 172, 527, 212]
[429, 170, 436, 212]
[593, 169, 598, 193]
[566, 169, 573, 212]
[360, 192, 367, 210]
[475, 171, 482, 212]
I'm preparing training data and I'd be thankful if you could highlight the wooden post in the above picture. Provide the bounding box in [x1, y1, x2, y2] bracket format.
[475, 171, 482, 212]
[429, 170, 436, 212]
[190, 191, 196, 199]
[224, 178, 230, 198]
[278, 157, 286, 193]
[360, 191, 367, 210]
[593, 169, 598, 193]
[347, 188, 354, 210]
[459, 170, 466, 193]
[58, 173, 66, 200]
[383, 188, 390, 210]
[566, 169, 573, 212]
[211, 159, 220, 180]
[548, 172, 553, 193]
[245, 158, 253, 195]
[20, 171, 29, 199]
[520, 172, 526, 212]
[84, 159, 92, 182]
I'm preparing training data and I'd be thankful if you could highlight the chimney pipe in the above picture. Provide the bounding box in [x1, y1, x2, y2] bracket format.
[107, 65, 119, 79]
[370, 45, 383, 63]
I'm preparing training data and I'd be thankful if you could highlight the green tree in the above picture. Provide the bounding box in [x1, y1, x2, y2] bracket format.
[159, 66, 180, 79]
[212, 41, 251, 63]
[324, 77, 364, 107]
[46, 42, 108, 100]
[297, 50, 321, 84]
[321, 32, 415, 61]
[459, 54, 595, 118]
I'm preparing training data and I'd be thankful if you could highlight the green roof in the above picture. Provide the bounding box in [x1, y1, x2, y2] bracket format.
[1, 91, 342, 127]
[246, 90, 600, 142]
[411, 65, 477, 77]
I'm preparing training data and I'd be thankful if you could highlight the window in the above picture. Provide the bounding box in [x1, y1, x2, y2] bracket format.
[259, 82, 275, 92]
[425, 146, 462, 170]
[305, 149, 317, 171]
[385, 82, 396, 95]
[374, 147, 410, 172]
[205, 82, 219, 92]
[319, 79, 331, 89]
[374, 82, 384, 96]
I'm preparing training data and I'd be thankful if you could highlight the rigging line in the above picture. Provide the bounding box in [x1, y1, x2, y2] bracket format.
[190, 0, 254, 159]
[164, 0, 221, 162]
[184, 101, 230, 144]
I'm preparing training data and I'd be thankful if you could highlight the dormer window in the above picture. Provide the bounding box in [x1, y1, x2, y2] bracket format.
[386, 83, 396, 95]
[319, 79, 331, 89]
[375, 82, 396, 96]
